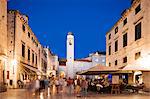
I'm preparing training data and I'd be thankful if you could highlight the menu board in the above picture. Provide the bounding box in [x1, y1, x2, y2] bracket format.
[112, 75, 119, 84]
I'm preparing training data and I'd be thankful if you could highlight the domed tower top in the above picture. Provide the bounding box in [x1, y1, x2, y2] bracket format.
[68, 32, 73, 35]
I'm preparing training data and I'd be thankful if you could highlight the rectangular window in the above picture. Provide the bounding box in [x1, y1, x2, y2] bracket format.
[32, 37, 34, 42]
[135, 22, 141, 41]
[35, 54, 37, 65]
[28, 32, 30, 38]
[28, 49, 30, 61]
[115, 40, 118, 52]
[135, 4, 141, 14]
[32, 52, 34, 64]
[109, 45, 111, 55]
[123, 33, 128, 47]
[115, 60, 118, 66]
[53, 65, 55, 70]
[123, 56, 127, 63]
[7, 71, 9, 79]
[115, 27, 118, 34]
[123, 18, 127, 26]
[36, 43, 38, 47]
[41, 59, 44, 67]
[32, 37, 35, 43]
[109, 63, 111, 67]
[135, 52, 141, 60]
[108, 34, 111, 40]
[22, 24, 25, 32]
[22, 44, 25, 58]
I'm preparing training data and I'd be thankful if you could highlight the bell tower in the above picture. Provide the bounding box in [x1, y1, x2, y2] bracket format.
[66, 32, 74, 78]
[67, 32, 74, 62]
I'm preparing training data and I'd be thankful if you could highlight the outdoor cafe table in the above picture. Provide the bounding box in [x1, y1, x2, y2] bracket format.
[126, 84, 144, 93]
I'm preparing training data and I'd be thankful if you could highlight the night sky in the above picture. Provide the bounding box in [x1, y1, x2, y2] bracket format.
[8, 0, 131, 59]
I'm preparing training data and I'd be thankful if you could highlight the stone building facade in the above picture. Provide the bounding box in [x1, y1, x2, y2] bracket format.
[106, 0, 150, 88]
[0, 0, 7, 84]
[7, 10, 47, 88]
[44, 47, 59, 77]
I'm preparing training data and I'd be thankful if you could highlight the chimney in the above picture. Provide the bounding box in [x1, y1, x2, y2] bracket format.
[131, 0, 135, 4]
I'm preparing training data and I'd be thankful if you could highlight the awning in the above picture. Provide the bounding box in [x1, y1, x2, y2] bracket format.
[110, 70, 133, 74]
[77, 64, 122, 75]
[122, 65, 150, 71]
[20, 61, 42, 75]
[21, 66, 36, 75]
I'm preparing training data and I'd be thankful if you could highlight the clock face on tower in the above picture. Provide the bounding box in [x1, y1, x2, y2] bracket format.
[69, 40, 72, 45]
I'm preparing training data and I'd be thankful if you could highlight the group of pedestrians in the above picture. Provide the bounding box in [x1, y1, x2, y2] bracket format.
[74, 77, 88, 97]
[25, 77, 40, 97]
[25, 76, 52, 98]
[23, 76, 89, 98]
[54, 76, 89, 97]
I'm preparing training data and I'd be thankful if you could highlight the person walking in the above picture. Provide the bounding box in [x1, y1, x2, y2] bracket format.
[75, 78, 81, 96]
[34, 78, 40, 96]
[67, 77, 74, 95]
[63, 78, 68, 94]
[59, 77, 64, 93]
[55, 77, 59, 94]
[49, 76, 54, 94]
[81, 78, 88, 97]
[26, 79, 33, 98]
[44, 78, 49, 96]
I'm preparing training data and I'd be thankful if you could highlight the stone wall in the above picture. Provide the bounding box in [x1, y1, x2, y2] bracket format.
[0, 0, 7, 84]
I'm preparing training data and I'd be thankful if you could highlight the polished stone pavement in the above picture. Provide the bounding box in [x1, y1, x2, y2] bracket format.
[0, 89, 150, 99]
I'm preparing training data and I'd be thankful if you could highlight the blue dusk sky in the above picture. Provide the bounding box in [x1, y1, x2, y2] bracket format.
[8, 0, 131, 59]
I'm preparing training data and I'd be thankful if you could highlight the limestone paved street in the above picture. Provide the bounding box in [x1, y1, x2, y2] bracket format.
[0, 89, 150, 99]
